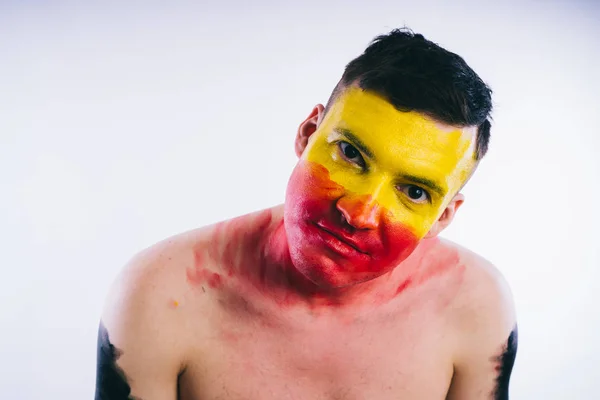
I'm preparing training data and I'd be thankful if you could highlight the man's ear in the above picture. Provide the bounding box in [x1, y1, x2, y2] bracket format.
[425, 193, 465, 238]
[295, 104, 325, 158]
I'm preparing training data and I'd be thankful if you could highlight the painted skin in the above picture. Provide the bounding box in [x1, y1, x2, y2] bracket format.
[186, 86, 479, 305]
[284, 86, 477, 288]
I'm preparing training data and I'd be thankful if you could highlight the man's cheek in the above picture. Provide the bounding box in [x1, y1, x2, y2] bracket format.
[286, 161, 344, 208]
[377, 215, 421, 265]
[386, 202, 443, 240]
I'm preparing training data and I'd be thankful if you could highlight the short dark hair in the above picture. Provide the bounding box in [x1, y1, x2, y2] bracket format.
[326, 28, 493, 160]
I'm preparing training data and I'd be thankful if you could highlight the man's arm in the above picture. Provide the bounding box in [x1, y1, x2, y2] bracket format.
[493, 326, 518, 398]
[446, 260, 518, 400]
[96, 322, 138, 400]
[95, 248, 187, 400]
[446, 324, 518, 400]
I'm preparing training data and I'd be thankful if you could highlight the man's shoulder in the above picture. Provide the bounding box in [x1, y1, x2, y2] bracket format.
[101, 225, 217, 331]
[106, 206, 280, 308]
[439, 238, 511, 294]
[113, 230, 205, 295]
[97, 228, 217, 380]
[436, 238, 517, 343]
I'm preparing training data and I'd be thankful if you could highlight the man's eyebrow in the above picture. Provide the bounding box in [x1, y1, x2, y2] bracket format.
[401, 174, 446, 197]
[334, 128, 375, 160]
[334, 128, 446, 197]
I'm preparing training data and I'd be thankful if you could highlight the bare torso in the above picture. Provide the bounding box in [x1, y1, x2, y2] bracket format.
[99, 206, 515, 400]
[177, 284, 456, 400]
[139, 207, 474, 400]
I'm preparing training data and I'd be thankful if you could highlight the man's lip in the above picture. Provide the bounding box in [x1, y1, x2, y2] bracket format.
[312, 222, 369, 255]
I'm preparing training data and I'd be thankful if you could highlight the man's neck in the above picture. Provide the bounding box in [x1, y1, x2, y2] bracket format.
[214, 206, 424, 311]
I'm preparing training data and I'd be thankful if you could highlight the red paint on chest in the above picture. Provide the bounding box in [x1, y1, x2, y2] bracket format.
[186, 210, 276, 293]
[395, 278, 413, 295]
[186, 248, 224, 289]
[186, 266, 224, 289]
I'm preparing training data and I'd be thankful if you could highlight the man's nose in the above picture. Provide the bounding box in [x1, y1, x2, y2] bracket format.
[336, 193, 381, 230]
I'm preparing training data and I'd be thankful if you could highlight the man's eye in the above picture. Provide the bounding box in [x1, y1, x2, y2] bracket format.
[398, 185, 429, 204]
[338, 141, 365, 167]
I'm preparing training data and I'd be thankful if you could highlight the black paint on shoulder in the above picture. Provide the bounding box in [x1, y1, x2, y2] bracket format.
[493, 325, 518, 400]
[95, 322, 138, 400]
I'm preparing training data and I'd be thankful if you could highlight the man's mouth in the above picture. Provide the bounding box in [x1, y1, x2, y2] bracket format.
[311, 222, 369, 255]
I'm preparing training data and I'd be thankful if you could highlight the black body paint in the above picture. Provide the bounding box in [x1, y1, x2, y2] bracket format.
[95, 322, 137, 400]
[493, 325, 518, 400]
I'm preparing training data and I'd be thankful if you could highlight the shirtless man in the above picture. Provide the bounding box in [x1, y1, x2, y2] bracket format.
[95, 29, 518, 399]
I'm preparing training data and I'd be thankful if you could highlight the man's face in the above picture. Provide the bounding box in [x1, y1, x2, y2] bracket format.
[284, 87, 477, 288]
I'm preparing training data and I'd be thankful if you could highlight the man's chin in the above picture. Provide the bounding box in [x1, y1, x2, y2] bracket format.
[291, 252, 378, 289]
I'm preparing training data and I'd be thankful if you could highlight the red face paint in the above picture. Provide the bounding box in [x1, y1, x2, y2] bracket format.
[284, 160, 419, 288]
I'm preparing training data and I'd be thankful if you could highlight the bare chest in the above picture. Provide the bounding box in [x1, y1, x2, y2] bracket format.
[179, 304, 455, 400]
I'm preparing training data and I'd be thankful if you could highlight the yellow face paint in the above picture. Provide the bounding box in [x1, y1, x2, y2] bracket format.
[302, 87, 477, 238]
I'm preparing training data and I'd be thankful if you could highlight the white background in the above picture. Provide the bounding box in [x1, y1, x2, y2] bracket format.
[1, 1, 599, 398]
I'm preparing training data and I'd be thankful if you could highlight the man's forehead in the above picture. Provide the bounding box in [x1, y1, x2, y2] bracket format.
[325, 87, 477, 153]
